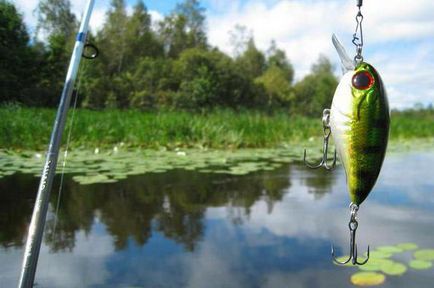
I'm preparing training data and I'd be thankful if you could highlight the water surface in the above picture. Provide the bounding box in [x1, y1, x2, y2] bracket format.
[1, 152, 434, 287]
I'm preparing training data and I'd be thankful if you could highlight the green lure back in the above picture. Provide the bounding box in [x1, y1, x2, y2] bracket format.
[330, 62, 390, 205]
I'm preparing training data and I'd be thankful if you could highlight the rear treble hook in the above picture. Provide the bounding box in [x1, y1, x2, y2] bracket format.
[332, 203, 370, 265]
[304, 109, 337, 170]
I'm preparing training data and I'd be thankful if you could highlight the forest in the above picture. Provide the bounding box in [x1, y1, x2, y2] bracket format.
[1, 0, 337, 115]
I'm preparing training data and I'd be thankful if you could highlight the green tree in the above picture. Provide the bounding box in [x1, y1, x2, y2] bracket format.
[0, 0, 38, 104]
[255, 66, 293, 107]
[174, 0, 207, 47]
[129, 57, 175, 109]
[293, 55, 338, 116]
[158, 0, 207, 58]
[82, 0, 130, 108]
[124, 1, 163, 67]
[267, 40, 294, 83]
[254, 41, 295, 108]
[172, 48, 257, 109]
[229, 24, 251, 57]
[33, 0, 78, 106]
[236, 38, 266, 80]
[82, 0, 165, 108]
[97, 0, 129, 75]
[36, 0, 77, 39]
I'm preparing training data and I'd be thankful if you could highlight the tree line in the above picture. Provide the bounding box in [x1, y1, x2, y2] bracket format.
[0, 0, 338, 115]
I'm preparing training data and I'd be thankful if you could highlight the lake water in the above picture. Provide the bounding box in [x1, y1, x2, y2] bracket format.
[1, 151, 434, 287]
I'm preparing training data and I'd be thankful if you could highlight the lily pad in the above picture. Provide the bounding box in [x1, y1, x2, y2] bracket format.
[380, 261, 407, 276]
[369, 250, 392, 259]
[376, 246, 404, 254]
[72, 174, 115, 185]
[111, 174, 128, 180]
[409, 260, 432, 270]
[358, 259, 394, 272]
[0, 148, 300, 183]
[396, 243, 418, 251]
[414, 249, 434, 261]
[350, 272, 386, 286]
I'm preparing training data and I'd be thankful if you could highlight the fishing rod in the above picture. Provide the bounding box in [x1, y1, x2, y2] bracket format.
[17, 0, 96, 287]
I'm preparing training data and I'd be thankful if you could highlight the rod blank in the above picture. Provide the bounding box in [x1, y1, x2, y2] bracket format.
[17, 1, 95, 287]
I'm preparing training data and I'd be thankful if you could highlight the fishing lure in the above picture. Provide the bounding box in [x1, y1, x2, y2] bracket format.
[303, 0, 390, 265]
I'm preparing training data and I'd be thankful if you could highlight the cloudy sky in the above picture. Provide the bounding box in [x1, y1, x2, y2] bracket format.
[14, 0, 434, 109]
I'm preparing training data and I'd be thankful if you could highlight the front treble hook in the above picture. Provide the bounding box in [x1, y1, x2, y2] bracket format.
[332, 204, 370, 265]
[304, 109, 337, 170]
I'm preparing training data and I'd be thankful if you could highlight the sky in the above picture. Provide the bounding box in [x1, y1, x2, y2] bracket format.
[13, 0, 434, 109]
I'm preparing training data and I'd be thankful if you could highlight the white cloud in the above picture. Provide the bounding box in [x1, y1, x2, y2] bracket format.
[14, 0, 39, 32]
[150, 10, 164, 29]
[0, 221, 113, 288]
[34, 228, 113, 288]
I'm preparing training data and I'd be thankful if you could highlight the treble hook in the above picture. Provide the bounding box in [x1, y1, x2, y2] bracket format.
[304, 109, 337, 170]
[331, 203, 370, 265]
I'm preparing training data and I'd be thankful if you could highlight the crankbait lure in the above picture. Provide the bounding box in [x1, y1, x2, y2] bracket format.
[303, 0, 390, 265]
[330, 60, 390, 206]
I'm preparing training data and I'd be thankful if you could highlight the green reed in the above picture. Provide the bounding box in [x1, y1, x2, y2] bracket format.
[1, 105, 433, 150]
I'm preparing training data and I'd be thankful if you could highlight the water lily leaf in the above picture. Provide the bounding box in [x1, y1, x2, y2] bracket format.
[72, 174, 116, 185]
[262, 166, 277, 171]
[150, 169, 168, 173]
[396, 243, 418, 251]
[369, 250, 392, 259]
[380, 261, 407, 276]
[0, 148, 299, 177]
[2, 171, 15, 176]
[350, 272, 386, 286]
[376, 246, 404, 254]
[98, 178, 118, 184]
[409, 260, 432, 270]
[198, 169, 215, 173]
[212, 170, 231, 174]
[228, 169, 250, 175]
[357, 261, 381, 272]
[111, 174, 128, 180]
[414, 249, 434, 261]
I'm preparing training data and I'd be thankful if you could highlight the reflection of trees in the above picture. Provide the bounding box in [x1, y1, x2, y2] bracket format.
[0, 164, 293, 252]
[0, 174, 38, 248]
[299, 166, 337, 199]
[44, 177, 98, 252]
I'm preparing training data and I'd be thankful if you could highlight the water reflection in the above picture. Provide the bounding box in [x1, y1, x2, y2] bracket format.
[0, 174, 36, 248]
[1, 165, 304, 252]
[1, 152, 434, 288]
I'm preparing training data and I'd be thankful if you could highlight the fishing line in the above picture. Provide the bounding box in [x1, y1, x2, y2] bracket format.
[52, 60, 88, 235]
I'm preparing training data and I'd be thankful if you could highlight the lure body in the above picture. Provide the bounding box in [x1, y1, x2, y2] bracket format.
[330, 62, 390, 205]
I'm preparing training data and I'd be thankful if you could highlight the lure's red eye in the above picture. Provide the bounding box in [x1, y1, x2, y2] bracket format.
[352, 71, 374, 90]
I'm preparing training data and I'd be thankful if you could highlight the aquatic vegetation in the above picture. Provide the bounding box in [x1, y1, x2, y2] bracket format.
[368, 250, 393, 259]
[350, 272, 386, 286]
[376, 246, 403, 254]
[1, 107, 434, 151]
[396, 243, 418, 251]
[346, 243, 434, 286]
[380, 261, 407, 276]
[409, 260, 432, 270]
[413, 249, 434, 261]
[358, 259, 394, 272]
[0, 148, 306, 185]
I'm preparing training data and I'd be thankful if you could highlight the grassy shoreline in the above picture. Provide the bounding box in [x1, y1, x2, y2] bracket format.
[1, 106, 434, 150]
